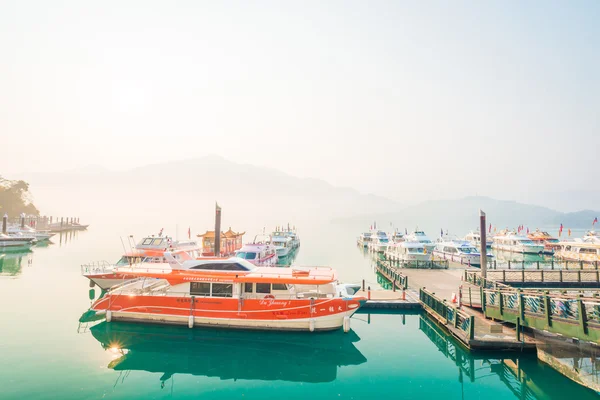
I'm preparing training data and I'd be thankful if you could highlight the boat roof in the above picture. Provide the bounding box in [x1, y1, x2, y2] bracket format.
[401, 241, 424, 248]
[493, 234, 530, 240]
[113, 264, 337, 285]
[197, 228, 245, 239]
[238, 243, 270, 251]
[557, 241, 600, 248]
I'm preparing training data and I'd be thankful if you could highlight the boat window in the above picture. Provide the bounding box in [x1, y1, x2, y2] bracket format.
[580, 248, 598, 254]
[212, 283, 233, 297]
[115, 256, 130, 266]
[151, 238, 163, 246]
[189, 262, 249, 271]
[142, 238, 153, 245]
[256, 283, 271, 294]
[244, 283, 253, 293]
[272, 283, 287, 291]
[190, 282, 211, 296]
[237, 252, 257, 260]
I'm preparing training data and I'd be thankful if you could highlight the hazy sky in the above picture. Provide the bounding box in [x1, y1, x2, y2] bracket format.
[1, 1, 598, 201]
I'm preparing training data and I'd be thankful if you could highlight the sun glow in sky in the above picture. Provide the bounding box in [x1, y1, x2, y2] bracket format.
[1, 1, 598, 202]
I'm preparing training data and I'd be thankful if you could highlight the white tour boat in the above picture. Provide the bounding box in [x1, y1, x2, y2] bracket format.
[385, 241, 431, 262]
[235, 235, 278, 266]
[554, 242, 600, 264]
[491, 231, 545, 254]
[404, 230, 435, 252]
[433, 240, 488, 266]
[368, 231, 389, 253]
[357, 232, 372, 247]
[270, 231, 293, 257]
[0, 233, 36, 248]
[464, 231, 493, 249]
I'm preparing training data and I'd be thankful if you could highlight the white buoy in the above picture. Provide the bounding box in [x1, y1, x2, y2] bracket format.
[188, 315, 194, 329]
[106, 310, 112, 322]
[309, 319, 315, 332]
[343, 316, 350, 333]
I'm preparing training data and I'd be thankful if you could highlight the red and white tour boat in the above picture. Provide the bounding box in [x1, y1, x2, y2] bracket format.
[82, 235, 202, 290]
[89, 256, 365, 332]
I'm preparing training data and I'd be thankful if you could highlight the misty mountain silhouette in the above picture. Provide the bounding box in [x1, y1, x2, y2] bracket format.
[335, 196, 599, 232]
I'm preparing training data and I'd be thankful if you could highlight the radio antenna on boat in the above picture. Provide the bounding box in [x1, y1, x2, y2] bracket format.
[119, 236, 131, 266]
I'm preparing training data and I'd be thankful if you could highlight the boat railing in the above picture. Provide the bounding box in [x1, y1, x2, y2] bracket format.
[80, 260, 116, 275]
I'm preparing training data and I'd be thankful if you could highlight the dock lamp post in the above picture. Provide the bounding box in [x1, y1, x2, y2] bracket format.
[479, 209, 487, 279]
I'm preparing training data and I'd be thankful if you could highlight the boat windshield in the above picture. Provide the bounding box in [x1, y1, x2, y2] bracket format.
[379, 238, 389, 243]
[519, 240, 535, 245]
[408, 248, 423, 253]
[236, 252, 257, 260]
[547, 239, 559, 243]
[459, 247, 477, 254]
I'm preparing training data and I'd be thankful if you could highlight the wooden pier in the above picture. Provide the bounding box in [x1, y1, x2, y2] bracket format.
[7, 215, 88, 233]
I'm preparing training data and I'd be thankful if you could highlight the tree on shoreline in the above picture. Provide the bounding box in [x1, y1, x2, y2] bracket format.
[0, 176, 39, 216]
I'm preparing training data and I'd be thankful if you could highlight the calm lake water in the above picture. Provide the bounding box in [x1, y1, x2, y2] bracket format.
[0, 221, 598, 399]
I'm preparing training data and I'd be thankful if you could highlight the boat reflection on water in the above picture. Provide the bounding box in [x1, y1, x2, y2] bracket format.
[90, 321, 366, 386]
[419, 315, 598, 398]
[492, 250, 547, 265]
[276, 246, 300, 266]
[0, 249, 32, 276]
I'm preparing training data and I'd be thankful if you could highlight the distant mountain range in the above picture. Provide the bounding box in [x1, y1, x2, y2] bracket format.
[333, 196, 599, 235]
[19, 155, 400, 226]
[19, 157, 598, 235]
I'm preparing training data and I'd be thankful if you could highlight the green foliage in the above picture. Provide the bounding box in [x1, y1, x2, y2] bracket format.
[0, 176, 39, 216]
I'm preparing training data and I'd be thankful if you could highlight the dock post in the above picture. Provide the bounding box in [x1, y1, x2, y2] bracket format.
[368, 286, 371, 300]
[20, 214, 25, 229]
[508, 260, 511, 269]
[537, 261, 540, 270]
[516, 317, 521, 341]
[362, 279, 365, 291]
[479, 210, 487, 279]
[60, 217, 63, 228]
[214, 203, 222, 257]
[393, 279, 396, 292]
[578, 296, 588, 336]
[468, 316, 475, 340]
[544, 294, 551, 327]
[2, 214, 7, 234]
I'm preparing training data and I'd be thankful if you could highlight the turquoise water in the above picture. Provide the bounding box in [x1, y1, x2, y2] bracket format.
[0, 223, 598, 399]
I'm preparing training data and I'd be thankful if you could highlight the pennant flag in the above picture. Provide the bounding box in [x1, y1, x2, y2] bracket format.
[405, 228, 408, 235]
[488, 223, 492, 233]
[594, 217, 598, 226]
[568, 228, 572, 237]
[188, 227, 191, 239]
[159, 228, 164, 237]
[559, 223, 563, 237]
[527, 227, 529, 234]
[440, 228, 444, 237]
